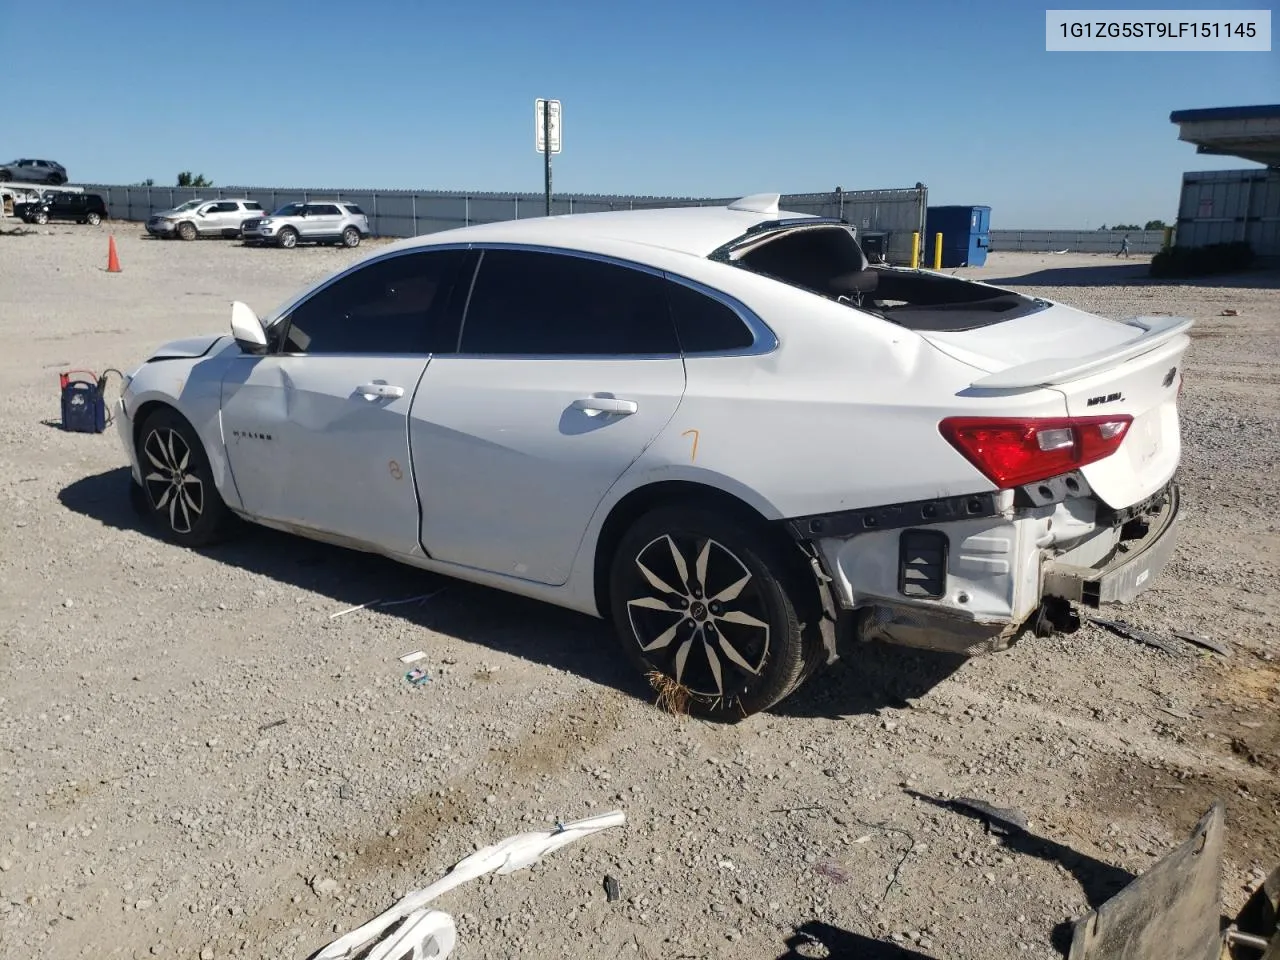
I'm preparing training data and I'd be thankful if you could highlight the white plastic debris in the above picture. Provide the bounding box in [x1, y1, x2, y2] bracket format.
[311, 810, 625, 960]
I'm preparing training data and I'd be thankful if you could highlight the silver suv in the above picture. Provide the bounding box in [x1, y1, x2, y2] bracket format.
[146, 199, 266, 240]
[240, 201, 371, 248]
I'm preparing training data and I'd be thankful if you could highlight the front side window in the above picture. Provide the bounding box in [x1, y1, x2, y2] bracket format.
[274, 203, 305, 217]
[279, 250, 467, 355]
[459, 249, 679, 356]
[210, 201, 239, 213]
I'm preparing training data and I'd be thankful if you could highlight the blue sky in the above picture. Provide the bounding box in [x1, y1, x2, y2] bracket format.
[2, 0, 1275, 226]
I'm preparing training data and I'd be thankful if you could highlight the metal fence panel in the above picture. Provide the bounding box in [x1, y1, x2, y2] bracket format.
[78, 182, 930, 263]
[989, 229, 1168, 255]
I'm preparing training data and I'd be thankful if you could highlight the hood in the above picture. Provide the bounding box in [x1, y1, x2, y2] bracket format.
[147, 334, 230, 361]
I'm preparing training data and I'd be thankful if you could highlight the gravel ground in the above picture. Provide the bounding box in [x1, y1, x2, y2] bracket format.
[1, 226, 1278, 960]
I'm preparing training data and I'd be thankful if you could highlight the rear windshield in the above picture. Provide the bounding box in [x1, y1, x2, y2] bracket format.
[730, 224, 1042, 333]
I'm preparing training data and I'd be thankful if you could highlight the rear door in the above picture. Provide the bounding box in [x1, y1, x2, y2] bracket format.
[201, 200, 239, 236]
[411, 248, 687, 585]
[219, 248, 469, 555]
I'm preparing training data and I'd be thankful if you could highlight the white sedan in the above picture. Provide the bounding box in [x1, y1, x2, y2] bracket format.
[116, 194, 1190, 717]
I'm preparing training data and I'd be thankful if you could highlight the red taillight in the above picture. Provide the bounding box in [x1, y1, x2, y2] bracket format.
[939, 415, 1133, 489]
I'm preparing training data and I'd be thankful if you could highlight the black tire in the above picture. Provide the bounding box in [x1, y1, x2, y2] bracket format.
[86, 212, 101, 226]
[33, 210, 48, 225]
[277, 227, 298, 249]
[341, 226, 361, 248]
[609, 505, 817, 719]
[134, 407, 235, 546]
[177, 221, 197, 241]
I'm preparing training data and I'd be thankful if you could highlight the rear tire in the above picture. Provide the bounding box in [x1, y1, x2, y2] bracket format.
[609, 505, 818, 719]
[134, 407, 235, 547]
[277, 227, 298, 249]
[86, 212, 101, 226]
[177, 221, 197, 241]
[341, 226, 361, 248]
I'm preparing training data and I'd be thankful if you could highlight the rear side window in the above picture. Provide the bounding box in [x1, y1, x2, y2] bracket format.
[310, 204, 341, 216]
[343, 204, 365, 215]
[245, 201, 263, 211]
[459, 249, 679, 356]
[665, 280, 755, 352]
[281, 249, 467, 355]
[210, 201, 239, 213]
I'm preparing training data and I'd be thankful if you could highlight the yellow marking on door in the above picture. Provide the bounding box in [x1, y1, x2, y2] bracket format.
[681, 429, 700, 462]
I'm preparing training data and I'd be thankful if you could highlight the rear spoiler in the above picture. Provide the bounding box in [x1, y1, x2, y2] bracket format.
[970, 315, 1194, 390]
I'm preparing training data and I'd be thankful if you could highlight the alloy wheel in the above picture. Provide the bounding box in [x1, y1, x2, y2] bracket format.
[142, 427, 205, 534]
[625, 534, 771, 701]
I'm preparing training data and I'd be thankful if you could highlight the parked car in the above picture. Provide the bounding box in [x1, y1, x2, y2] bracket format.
[0, 158, 68, 185]
[15, 191, 107, 225]
[240, 202, 370, 248]
[146, 199, 266, 240]
[113, 195, 1189, 718]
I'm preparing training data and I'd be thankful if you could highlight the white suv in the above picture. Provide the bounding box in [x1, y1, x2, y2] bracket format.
[240, 202, 370, 248]
[146, 199, 266, 240]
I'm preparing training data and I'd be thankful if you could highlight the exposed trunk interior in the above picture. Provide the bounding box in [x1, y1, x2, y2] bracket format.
[729, 223, 1047, 332]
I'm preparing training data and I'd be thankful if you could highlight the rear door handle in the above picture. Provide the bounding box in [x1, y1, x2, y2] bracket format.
[571, 397, 638, 416]
[357, 383, 405, 399]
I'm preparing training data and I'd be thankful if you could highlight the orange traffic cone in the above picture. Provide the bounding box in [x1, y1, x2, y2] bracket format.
[106, 235, 121, 273]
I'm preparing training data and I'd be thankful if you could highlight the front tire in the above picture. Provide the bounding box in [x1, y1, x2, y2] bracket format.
[277, 227, 298, 249]
[33, 210, 48, 225]
[135, 407, 234, 546]
[609, 505, 817, 719]
[177, 221, 197, 241]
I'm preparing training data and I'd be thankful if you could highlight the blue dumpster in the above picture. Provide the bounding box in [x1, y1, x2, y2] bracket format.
[925, 205, 991, 268]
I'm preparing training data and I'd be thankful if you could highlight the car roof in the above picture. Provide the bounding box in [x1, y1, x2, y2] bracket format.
[392, 194, 821, 259]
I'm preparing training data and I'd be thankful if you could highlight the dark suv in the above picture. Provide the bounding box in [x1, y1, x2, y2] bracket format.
[15, 192, 109, 225]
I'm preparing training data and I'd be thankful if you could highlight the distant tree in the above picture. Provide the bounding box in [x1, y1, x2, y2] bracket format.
[1110, 223, 1141, 231]
[1098, 224, 1107, 231]
[1143, 219, 1168, 231]
[177, 171, 213, 188]
[131, 178, 156, 187]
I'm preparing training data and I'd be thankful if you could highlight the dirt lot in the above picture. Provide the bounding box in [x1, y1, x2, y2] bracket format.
[1, 226, 1277, 960]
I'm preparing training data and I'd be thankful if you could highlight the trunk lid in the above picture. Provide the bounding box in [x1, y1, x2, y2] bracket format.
[922, 302, 1192, 509]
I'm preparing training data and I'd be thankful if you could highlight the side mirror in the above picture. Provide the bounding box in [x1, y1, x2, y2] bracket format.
[231, 301, 268, 354]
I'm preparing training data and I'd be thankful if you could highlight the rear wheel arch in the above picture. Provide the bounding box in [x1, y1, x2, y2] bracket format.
[591, 480, 816, 623]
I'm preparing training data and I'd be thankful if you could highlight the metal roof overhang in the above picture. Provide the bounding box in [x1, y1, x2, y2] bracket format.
[1170, 104, 1280, 168]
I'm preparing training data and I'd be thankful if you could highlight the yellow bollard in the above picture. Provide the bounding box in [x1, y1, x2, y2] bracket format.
[933, 232, 943, 270]
[910, 232, 920, 269]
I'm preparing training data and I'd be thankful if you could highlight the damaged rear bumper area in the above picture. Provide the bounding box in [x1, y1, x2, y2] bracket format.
[786, 480, 1181, 659]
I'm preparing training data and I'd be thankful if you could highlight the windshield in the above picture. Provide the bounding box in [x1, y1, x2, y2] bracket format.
[171, 200, 203, 212]
[273, 203, 305, 217]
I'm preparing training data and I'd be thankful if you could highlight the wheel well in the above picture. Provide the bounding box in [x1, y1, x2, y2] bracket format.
[130, 400, 174, 459]
[591, 481, 815, 622]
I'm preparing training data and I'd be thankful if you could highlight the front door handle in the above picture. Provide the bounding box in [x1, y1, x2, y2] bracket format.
[357, 383, 405, 399]
[571, 396, 638, 416]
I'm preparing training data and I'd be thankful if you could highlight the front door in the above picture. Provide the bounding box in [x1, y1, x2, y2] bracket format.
[219, 247, 470, 555]
[412, 248, 687, 585]
[301, 203, 342, 239]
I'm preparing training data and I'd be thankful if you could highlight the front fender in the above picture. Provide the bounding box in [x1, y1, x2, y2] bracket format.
[121, 340, 241, 510]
